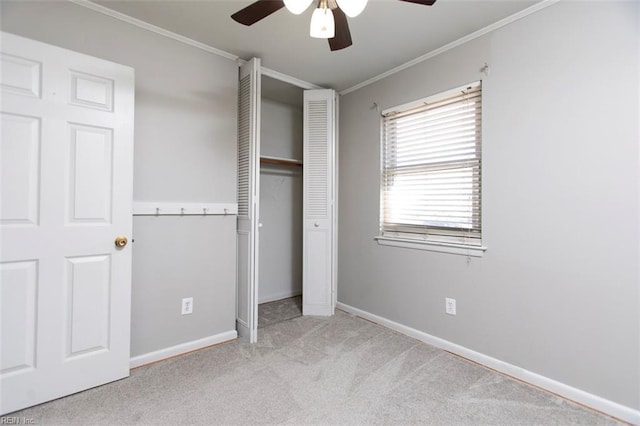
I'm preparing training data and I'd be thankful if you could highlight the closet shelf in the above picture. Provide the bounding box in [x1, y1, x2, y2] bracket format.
[260, 155, 303, 167]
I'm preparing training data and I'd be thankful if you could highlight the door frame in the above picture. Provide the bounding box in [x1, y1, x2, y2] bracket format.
[236, 61, 337, 343]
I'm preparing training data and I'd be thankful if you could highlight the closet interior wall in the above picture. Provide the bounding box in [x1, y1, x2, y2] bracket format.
[258, 76, 304, 304]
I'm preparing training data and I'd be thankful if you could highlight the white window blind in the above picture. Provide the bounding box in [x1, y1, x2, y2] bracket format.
[380, 82, 482, 246]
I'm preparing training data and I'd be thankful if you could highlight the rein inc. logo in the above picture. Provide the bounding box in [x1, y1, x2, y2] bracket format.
[0, 417, 35, 425]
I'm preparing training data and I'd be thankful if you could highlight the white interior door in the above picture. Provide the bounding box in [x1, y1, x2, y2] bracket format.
[0, 32, 134, 414]
[302, 89, 336, 316]
[236, 58, 261, 343]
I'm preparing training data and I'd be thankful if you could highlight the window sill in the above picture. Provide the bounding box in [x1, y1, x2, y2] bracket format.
[374, 236, 487, 257]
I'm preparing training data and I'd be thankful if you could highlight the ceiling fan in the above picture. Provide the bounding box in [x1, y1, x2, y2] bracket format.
[231, 0, 437, 51]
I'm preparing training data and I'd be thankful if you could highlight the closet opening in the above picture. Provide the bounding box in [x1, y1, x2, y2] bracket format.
[257, 75, 304, 328]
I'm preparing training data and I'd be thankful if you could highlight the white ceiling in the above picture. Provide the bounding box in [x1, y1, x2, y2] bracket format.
[94, 0, 540, 92]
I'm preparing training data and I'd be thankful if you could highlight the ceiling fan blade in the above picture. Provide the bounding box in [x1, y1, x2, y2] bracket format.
[328, 7, 352, 51]
[398, 0, 437, 5]
[231, 0, 285, 26]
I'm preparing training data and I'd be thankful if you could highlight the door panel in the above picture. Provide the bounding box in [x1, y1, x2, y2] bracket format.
[67, 124, 114, 223]
[0, 113, 40, 226]
[69, 71, 114, 111]
[236, 58, 260, 343]
[302, 89, 335, 317]
[65, 255, 112, 357]
[0, 52, 41, 98]
[304, 228, 331, 307]
[236, 230, 250, 329]
[0, 32, 134, 414]
[0, 261, 38, 375]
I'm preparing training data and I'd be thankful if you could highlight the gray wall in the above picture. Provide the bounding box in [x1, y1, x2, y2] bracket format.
[259, 97, 303, 303]
[338, 1, 639, 409]
[1, 2, 239, 356]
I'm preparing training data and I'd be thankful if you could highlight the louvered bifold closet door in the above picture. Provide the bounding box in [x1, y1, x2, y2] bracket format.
[236, 58, 261, 343]
[303, 89, 335, 316]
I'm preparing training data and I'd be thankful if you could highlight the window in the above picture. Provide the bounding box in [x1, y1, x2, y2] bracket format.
[377, 82, 485, 256]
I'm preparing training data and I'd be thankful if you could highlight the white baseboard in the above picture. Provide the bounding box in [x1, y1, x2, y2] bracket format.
[303, 305, 334, 316]
[336, 302, 640, 425]
[258, 290, 302, 304]
[129, 330, 237, 369]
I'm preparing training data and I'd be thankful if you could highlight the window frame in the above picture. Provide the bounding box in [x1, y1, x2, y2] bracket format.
[375, 81, 487, 257]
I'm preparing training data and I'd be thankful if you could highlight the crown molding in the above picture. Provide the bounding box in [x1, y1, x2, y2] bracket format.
[68, 0, 323, 90]
[69, 0, 560, 97]
[68, 0, 239, 61]
[340, 0, 561, 96]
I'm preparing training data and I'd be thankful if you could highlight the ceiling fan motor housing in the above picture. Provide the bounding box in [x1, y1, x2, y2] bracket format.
[231, 0, 436, 51]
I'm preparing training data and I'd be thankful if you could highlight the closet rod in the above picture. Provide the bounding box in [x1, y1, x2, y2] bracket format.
[260, 156, 303, 167]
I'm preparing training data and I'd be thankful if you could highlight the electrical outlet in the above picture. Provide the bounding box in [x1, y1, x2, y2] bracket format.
[181, 297, 193, 315]
[445, 297, 456, 315]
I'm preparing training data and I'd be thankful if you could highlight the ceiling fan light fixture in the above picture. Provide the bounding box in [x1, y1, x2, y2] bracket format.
[283, 0, 313, 15]
[336, 0, 368, 17]
[310, 7, 335, 38]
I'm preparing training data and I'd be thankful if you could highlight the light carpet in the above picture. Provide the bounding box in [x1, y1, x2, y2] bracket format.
[258, 296, 302, 328]
[7, 310, 621, 425]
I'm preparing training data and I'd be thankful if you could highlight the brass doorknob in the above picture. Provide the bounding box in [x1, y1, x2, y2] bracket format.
[115, 236, 128, 248]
